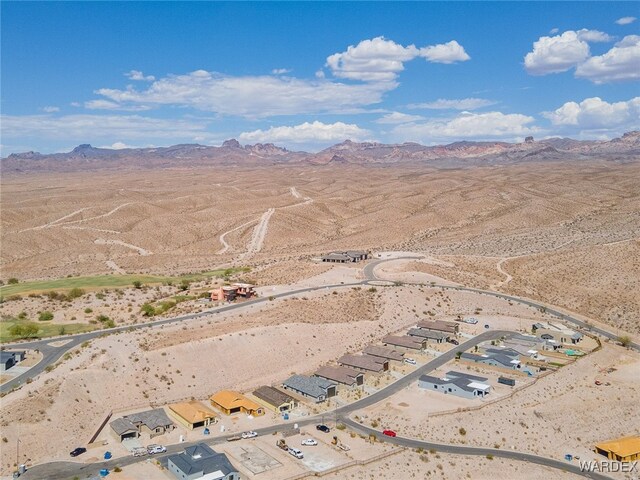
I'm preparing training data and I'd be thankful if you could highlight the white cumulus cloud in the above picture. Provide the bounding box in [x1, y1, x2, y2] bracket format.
[575, 35, 640, 83]
[524, 30, 593, 75]
[42, 106, 60, 113]
[325, 36, 470, 83]
[615, 17, 636, 25]
[238, 121, 371, 145]
[374, 112, 425, 124]
[418, 40, 471, 64]
[94, 70, 393, 117]
[543, 96, 640, 129]
[407, 98, 497, 110]
[271, 68, 291, 75]
[392, 111, 538, 143]
[125, 70, 155, 81]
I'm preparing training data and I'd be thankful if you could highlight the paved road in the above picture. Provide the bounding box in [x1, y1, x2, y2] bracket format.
[20, 329, 610, 480]
[19, 329, 510, 479]
[1, 281, 366, 393]
[341, 419, 611, 480]
[365, 257, 640, 352]
[7, 255, 629, 479]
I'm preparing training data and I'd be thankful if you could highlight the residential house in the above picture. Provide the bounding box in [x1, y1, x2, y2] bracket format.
[0, 351, 16, 372]
[595, 436, 640, 462]
[282, 375, 337, 403]
[416, 320, 459, 335]
[210, 390, 265, 416]
[418, 373, 491, 399]
[338, 354, 388, 372]
[167, 443, 239, 480]
[252, 386, 297, 413]
[460, 352, 521, 370]
[110, 408, 175, 441]
[382, 335, 426, 351]
[321, 250, 369, 263]
[168, 401, 218, 430]
[315, 365, 364, 386]
[407, 328, 449, 343]
[363, 345, 404, 362]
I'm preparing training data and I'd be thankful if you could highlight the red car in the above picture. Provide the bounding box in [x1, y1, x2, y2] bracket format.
[382, 430, 397, 437]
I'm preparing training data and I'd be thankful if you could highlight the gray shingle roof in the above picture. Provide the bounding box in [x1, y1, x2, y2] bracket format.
[125, 408, 173, 430]
[338, 354, 387, 372]
[315, 365, 362, 385]
[168, 443, 236, 477]
[253, 386, 294, 407]
[283, 375, 336, 398]
[445, 371, 489, 382]
[110, 417, 138, 436]
[363, 345, 404, 362]
[407, 328, 449, 340]
[419, 374, 483, 393]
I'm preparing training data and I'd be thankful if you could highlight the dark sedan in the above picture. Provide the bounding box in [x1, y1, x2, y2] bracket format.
[70, 447, 87, 457]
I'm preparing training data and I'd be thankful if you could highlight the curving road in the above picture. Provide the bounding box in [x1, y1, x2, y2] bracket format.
[7, 254, 632, 479]
[19, 328, 611, 479]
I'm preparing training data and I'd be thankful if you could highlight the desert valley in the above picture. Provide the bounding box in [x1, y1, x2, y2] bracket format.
[1, 133, 639, 480]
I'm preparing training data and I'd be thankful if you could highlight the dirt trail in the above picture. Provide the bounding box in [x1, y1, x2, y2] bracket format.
[18, 207, 92, 232]
[62, 226, 121, 234]
[240, 208, 275, 259]
[216, 219, 259, 254]
[290, 186, 302, 198]
[94, 238, 152, 256]
[493, 257, 513, 289]
[105, 260, 126, 274]
[58, 203, 133, 226]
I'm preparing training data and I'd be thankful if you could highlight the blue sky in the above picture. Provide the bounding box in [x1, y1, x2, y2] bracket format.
[1, 2, 639, 154]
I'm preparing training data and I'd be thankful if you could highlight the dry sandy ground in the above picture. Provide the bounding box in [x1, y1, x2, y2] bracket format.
[356, 343, 640, 468]
[0, 284, 557, 473]
[321, 448, 584, 480]
[2, 161, 639, 334]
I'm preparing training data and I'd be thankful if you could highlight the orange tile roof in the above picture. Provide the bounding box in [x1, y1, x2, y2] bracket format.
[596, 436, 640, 457]
[210, 390, 261, 411]
[168, 401, 217, 424]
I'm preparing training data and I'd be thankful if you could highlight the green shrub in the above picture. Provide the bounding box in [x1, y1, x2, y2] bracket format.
[38, 311, 54, 321]
[68, 288, 85, 299]
[84, 307, 93, 314]
[133, 281, 142, 289]
[141, 303, 156, 317]
[7, 278, 19, 285]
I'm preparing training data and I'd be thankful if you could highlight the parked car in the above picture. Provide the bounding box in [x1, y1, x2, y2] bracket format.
[403, 358, 417, 365]
[448, 338, 460, 345]
[464, 318, 478, 324]
[382, 430, 397, 437]
[316, 424, 330, 433]
[301, 439, 318, 446]
[288, 447, 304, 459]
[69, 447, 87, 457]
[147, 444, 166, 454]
[241, 431, 258, 439]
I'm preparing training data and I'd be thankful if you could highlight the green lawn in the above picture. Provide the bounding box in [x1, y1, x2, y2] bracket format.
[0, 267, 250, 298]
[0, 318, 98, 343]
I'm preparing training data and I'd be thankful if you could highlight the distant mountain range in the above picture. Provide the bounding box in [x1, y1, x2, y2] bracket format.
[3, 131, 639, 172]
